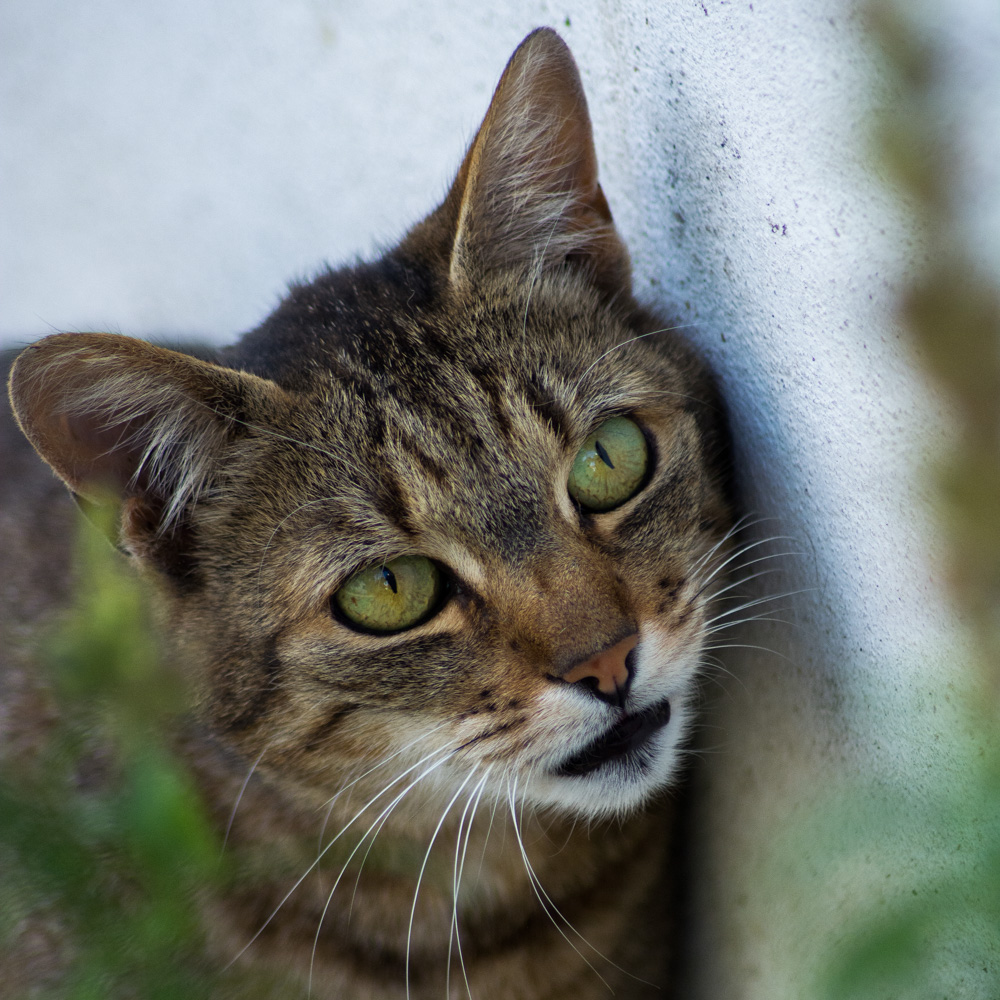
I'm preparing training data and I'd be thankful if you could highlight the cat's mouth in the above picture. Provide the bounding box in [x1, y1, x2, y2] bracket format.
[555, 699, 672, 777]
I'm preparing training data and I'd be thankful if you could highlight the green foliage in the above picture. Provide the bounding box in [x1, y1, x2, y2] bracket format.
[0, 504, 224, 999]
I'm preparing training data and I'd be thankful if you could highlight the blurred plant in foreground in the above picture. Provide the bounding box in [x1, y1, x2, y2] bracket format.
[816, 2, 1000, 997]
[0, 502, 225, 999]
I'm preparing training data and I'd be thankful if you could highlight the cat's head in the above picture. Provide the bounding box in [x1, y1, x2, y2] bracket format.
[8, 29, 731, 822]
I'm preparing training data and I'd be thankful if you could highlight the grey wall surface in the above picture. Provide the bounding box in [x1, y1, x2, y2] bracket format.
[4, 0, 998, 995]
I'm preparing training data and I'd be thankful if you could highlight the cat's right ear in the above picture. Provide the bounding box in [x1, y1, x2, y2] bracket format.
[406, 28, 631, 302]
[8, 332, 287, 537]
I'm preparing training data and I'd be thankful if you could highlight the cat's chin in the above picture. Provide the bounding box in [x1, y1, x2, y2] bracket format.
[524, 699, 691, 820]
[554, 698, 672, 778]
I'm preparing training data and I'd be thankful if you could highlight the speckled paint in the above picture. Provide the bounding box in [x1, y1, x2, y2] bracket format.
[3, 0, 998, 994]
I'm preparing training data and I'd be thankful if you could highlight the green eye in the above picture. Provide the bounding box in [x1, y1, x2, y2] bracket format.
[567, 416, 649, 512]
[334, 555, 443, 633]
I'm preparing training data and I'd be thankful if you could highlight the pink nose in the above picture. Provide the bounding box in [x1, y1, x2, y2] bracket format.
[561, 634, 638, 707]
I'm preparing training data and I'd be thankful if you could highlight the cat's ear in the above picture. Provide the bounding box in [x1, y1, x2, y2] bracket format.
[8, 333, 285, 535]
[412, 28, 631, 300]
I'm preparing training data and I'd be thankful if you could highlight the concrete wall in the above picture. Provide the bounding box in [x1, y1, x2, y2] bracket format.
[4, 0, 998, 994]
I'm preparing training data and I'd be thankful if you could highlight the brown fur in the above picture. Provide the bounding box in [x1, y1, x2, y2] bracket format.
[3, 29, 732, 999]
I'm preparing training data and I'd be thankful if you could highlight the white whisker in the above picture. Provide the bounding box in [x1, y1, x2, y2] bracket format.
[228, 740, 453, 970]
[701, 549, 800, 597]
[686, 515, 755, 582]
[698, 654, 749, 695]
[447, 769, 492, 1000]
[474, 781, 504, 890]
[702, 589, 808, 630]
[315, 721, 451, 850]
[575, 324, 700, 391]
[506, 776, 612, 992]
[222, 745, 268, 854]
[308, 748, 459, 994]
[406, 768, 479, 1000]
[703, 640, 790, 660]
[703, 608, 796, 636]
[693, 535, 796, 598]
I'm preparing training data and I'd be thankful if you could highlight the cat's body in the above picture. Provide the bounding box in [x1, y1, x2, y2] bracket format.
[3, 30, 732, 999]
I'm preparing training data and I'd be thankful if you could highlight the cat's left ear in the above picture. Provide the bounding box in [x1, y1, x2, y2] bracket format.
[8, 332, 289, 553]
[411, 28, 631, 301]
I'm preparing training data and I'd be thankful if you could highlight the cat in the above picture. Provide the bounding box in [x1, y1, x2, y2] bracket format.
[3, 27, 733, 1000]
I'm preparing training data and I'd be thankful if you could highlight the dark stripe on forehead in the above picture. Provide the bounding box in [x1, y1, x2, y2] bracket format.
[419, 326, 459, 364]
[483, 382, 515, 442]
[331, 363, 378, 402]
[362, 404, 387, 448]
[523, 376, 572, 447]
[467, 363, 515, 441]
[322, 365, 392, 448]
[415, 392, 471, 433]
[374, 470, 417, 536]
[386, 319, 458, 372]
[404, 437, 451, 487]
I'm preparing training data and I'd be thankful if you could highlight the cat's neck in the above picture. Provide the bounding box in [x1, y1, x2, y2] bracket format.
[186, 728, 672, 998]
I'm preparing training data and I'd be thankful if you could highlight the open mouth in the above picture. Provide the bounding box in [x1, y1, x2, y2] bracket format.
[555, 699, 672, 777]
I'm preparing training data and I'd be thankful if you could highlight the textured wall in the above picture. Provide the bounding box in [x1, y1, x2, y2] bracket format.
[3, 0, 998, 994]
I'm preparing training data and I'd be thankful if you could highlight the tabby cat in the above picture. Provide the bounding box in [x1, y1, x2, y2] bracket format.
[3, 27, 732, 1000]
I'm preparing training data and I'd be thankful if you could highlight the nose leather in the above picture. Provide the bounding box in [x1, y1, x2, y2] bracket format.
[561, 634, 638, 707]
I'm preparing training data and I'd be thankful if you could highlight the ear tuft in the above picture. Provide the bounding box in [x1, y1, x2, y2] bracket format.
[8, 333, 283, 532]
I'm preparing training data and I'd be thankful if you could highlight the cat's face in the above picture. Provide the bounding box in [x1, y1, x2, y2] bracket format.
[183, 268, 730, 820]
[9, 29, 731, 824]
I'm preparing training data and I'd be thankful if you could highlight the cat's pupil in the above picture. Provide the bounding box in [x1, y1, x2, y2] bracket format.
[595, 439, 615, 469]
[382, 567, 398, 593]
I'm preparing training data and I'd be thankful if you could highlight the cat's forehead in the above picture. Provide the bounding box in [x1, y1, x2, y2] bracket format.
[293, 349, 566, 562]
[294, 285, 652, 478]
[246, 265, 651, 439]
[233, 261, 693, 565]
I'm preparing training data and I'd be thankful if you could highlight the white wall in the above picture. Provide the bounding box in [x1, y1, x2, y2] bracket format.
[4, 0, 998, 994]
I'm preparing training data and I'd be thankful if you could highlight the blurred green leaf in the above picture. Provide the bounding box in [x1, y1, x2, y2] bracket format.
[0, 502, 232, 999]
